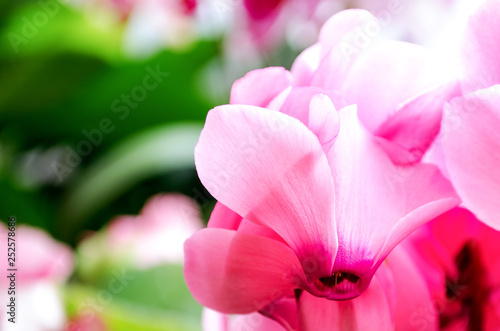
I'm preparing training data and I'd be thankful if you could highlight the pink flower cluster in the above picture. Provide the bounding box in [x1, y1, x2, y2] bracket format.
[184, 1, 500, 330]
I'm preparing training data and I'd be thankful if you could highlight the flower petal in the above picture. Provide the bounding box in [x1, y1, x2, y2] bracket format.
[207, 202, 242, 230]
[461, 0, 500, 93]
[298, 274, 393, 331]
[387, 246, 439, 331]
[309, 10, 379, 90]
[290, 43, 321, 86]
[230, 67, 293, 107]
[195, 105, 337, 278]
[341, 40, 446, 133]
[308, 94, 340, 153]
[184, 228, 304, 314]
[378, 163, 460, 262]
[441, 85, 500, 230]
[328, 106, 405, 280]
[375, 81, 461, 165]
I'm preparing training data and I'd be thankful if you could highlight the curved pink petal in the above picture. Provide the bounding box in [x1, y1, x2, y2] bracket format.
[309, 10, 379, 91]
[184, 228, 304, 314]
[325, 108, 458, 299]
[207, 202, 242, 230]
[461, 0, 500, 93]
[230, 67, 293, 107]
[278, 87, 346, 124]
[341, 40, 447, 133]
[375, 81, 461, 165]
[317, 9, 378, 56]
[441, 85, 500, 230]
[378, 163, 460, 262]
[290, 43, 321, 87]
[308, 94, 340, 153]
[275, 88, 341, 151]
[298, 273, 394, 331]
[387, 245, 439, 331]
[327, 106, 405, 290]
[195, 105, 337, 278]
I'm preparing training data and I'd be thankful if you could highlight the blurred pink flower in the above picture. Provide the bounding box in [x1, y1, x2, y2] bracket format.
[438, 0, 500, 231]
[0, 224, 74, 331]
[405, 208, 500, 330]
[65, 314, 108, 331]
[105, 193, 204, 268]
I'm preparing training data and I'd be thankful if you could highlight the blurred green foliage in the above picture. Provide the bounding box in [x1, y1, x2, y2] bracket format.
[0, 0, 220, 243]
[0, 1, 222, 328]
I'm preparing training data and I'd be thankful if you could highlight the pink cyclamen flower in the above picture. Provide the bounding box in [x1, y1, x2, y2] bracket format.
[185, 8, 461, 329]
[438, 0, 500, 231]
[405, 208, 500, 330]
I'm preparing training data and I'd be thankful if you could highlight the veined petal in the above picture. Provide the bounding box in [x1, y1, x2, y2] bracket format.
[441, 86, 500, 230]
[207, 202, 242, 230]
[184, 228, 304, 314]
[327, 106, 405, 293]
[377, 163, 460, 263]
[308, 10, 379, 91]
[195, 105, 337, 278]
[375, 81, 461, 165]
[230, 67, 293, 107]
[461, 0, 500, 93]
[341, 40, 446, 133]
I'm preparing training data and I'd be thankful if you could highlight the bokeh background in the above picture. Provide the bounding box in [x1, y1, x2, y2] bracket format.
[0, 0, 487, 330]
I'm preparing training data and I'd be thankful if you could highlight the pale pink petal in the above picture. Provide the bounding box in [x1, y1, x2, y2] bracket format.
[308, 94, 340, 153]
[341, 40, 446, 133]
[207, 202, 242, 230]
[184, 228, 304, 314]
[461, 0, 500, 93]
[230, 67, 293, 107]
[290, 43, 321, 86]
[278, 87, 346, 124]
[441, 85, 500, 230]
[378, 163, 460, 262]
[327, 106, 405, 289]
[309, 10, 379, 90]
[298, 274, 394, 331]
[375, 81, 461, 165]
[195, 105, 337, 278]
[387, 245, 439, 331]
